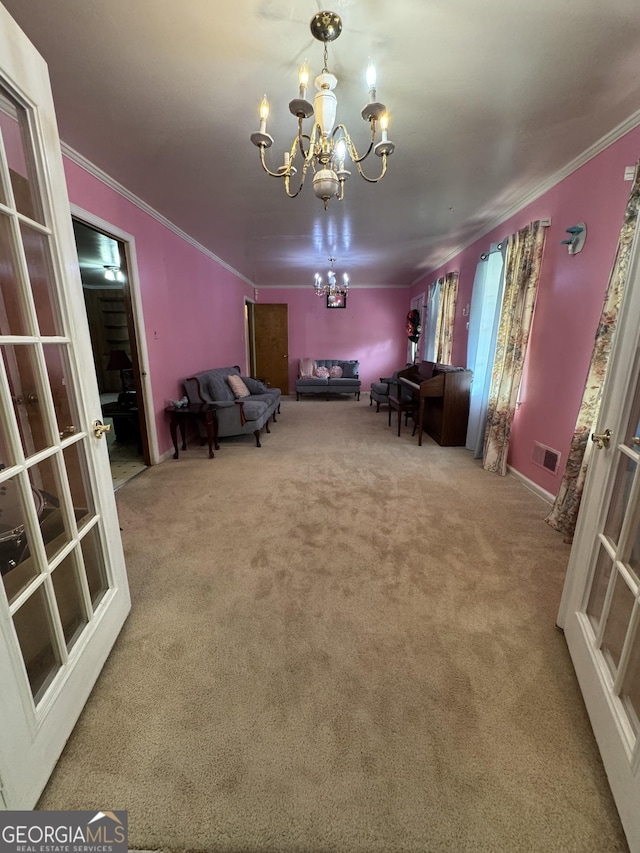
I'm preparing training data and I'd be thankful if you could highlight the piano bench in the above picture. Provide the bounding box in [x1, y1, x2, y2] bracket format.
[388, 393, 418, 436]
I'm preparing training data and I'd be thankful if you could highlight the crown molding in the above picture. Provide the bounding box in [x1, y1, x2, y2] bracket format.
[409, 108, 640, 288]
[61, 142, 255, 287]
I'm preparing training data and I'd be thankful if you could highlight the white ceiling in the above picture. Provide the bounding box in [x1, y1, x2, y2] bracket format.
[4, 0, 640, 288]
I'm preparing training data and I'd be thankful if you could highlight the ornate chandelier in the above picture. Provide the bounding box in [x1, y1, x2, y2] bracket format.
[250, 10, 395, 210]
[314, 257, 349, 297]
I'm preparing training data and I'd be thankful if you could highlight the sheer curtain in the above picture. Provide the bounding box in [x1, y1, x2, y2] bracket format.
[483, 220, 547, 475]
[434, 271, 459, 364]
[465, 243, 506, 457]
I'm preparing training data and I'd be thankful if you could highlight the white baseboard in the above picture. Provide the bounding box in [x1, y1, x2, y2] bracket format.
[507, 465, 555, 505]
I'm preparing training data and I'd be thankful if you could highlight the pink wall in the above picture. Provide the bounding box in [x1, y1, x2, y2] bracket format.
[412, 124, 640, 494]
[257, 287, 409, 392]
[63, 160, 253, 457]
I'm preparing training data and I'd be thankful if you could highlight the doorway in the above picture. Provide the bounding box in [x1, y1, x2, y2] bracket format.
[72, 218, 149, 489]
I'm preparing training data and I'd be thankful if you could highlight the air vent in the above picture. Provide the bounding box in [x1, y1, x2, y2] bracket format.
[531, 441, 561, 475]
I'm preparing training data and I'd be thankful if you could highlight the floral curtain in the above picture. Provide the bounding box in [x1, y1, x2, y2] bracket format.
[545, 168, 640, 540]
[433, 271, 459, 364]
[483, 220, 546, 475]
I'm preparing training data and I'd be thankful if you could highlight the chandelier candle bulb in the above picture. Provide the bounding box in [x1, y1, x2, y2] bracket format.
[259, 96, 269, 133]
[380, 114, 389, 143]
[299, 61, 310, 99]
[366, 60, 377, 101]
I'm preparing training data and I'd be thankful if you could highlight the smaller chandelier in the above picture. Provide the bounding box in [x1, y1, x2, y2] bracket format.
[250, 10, 395, 209]
[314, 258, 349, 297]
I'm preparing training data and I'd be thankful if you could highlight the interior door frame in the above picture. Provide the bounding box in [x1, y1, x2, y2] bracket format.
[70, 205, 159, 465]
[244, 294, 256, 377]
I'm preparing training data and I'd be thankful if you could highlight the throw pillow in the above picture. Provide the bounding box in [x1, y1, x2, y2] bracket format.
[242, 376, 268, 394]
[227, 374, 250, 398]
[299, 358, 316, 378]
[340, 361, 358, 378]
[329, 365, 343, 378]
[315, 366, 330, 379]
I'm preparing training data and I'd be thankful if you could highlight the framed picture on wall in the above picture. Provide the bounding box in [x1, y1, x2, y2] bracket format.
[327, 293, 346, 309]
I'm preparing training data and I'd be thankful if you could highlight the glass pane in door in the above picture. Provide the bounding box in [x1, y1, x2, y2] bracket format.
[0, 473, 38, 602]
[625, 372, 640, 449]
[601, 572, 636, 675]
[62, 440, 94, 531]
[80, 524, 109, 609]
[51, 551, 88, 651]
[620, 623, 640, 734]
[603, 454, 636, 550]
[1, 344, 52, 456]
[0, 211, 30, 336]
[0, 92, 44, 223]
[21, 223, 63, 336]
[12, 583, 61, 702]
[27, 455, 70, 561]
[0, 422, 12, 470]
[43, 343, 80, 439]
[586, 544, 614, 632]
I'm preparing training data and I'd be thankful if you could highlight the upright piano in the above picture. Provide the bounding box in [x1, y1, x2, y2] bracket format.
[397, 361, 472, 446]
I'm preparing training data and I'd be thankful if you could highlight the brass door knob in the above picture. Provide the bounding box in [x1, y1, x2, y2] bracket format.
[591, 429, 612, 449]
[93, 420, 112, 439]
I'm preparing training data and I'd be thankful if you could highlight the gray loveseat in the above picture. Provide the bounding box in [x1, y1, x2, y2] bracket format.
[295, 359, 361, 400]
[184, 366, 281, 447]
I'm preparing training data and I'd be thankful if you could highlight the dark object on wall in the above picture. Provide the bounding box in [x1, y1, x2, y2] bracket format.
[406, 309, 421, 342]
[327, 293, 346, 308]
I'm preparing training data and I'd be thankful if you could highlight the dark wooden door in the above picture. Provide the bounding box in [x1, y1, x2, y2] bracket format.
[254, 304, 289, 394]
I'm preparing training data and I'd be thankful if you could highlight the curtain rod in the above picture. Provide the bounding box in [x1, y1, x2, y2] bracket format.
[480, 217, 552, 260]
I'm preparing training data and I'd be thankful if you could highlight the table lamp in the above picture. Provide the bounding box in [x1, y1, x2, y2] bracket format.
[106, 348, 133, 393]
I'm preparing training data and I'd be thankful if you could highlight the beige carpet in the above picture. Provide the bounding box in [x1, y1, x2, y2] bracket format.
[38, 397, 628, 852]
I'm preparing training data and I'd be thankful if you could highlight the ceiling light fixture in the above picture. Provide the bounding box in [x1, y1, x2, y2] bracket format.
[250, 10, 395, 210]
[314, 257, 349, 297]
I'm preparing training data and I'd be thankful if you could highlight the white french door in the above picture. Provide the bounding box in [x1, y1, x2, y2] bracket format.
[0, 4, 130, 808]
[559, 215, 640, 849]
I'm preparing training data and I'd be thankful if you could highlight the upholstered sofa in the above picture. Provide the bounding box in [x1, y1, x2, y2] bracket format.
[295, 359, 361, 400]
[184, 366, 281, 447]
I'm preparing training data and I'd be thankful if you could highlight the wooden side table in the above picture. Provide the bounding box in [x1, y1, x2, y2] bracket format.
[166, 403, 220, 459]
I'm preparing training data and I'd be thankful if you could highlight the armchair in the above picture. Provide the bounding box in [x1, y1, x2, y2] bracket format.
[369, 366, 409, 412]
[370, 376, 393, 411]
